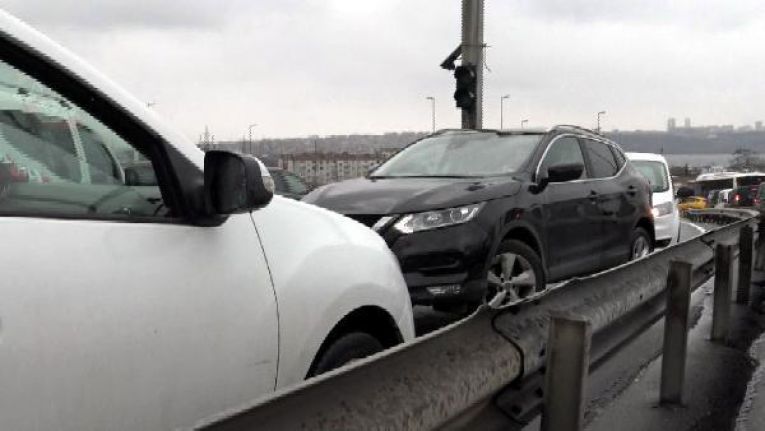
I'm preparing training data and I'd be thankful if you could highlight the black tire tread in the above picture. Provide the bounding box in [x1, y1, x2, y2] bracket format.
[311, 332, 383, 376]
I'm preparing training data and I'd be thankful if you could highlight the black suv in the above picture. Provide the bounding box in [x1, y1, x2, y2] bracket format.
[304, 126, 654, 308]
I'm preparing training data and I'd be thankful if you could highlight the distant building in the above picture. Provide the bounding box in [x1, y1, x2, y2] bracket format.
[684, 118, 691, 128]
[279, 151, 395, 186]
[667, 118, 677, 131]
[756, 121, 763, 131]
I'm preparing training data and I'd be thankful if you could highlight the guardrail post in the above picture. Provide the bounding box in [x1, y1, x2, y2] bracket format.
[541, 313, 591, 431]
[660, 260, 692, 405]
[737, 226, 753, 304]
[712, 243, 734, 342]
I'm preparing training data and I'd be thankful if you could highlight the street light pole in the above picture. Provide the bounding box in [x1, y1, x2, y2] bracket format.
[426, 96, 436, 133]
[500, 94, 510, 129]
[596, 111, 606, 133]
[521, 119, 528, 129]
[248, 123, 257, 155]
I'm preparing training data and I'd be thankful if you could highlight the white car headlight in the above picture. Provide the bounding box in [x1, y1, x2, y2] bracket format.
[652, 201, 673, 217]
[393, 203, 484, 234]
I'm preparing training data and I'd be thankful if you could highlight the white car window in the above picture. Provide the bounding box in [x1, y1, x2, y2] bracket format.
[0, 59, 168, 219]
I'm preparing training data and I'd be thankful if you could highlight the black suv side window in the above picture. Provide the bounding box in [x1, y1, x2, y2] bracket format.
[539, 136, 587, 181]
[610, 145, 626, 169]
[583, 139, 619, 178]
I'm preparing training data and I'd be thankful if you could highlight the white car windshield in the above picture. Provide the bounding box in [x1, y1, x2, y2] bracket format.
[632, 160, 669, 193]
[371, 133, 542, 178]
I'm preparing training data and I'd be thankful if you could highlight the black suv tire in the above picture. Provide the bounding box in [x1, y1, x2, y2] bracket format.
[629, 227, 653, 260]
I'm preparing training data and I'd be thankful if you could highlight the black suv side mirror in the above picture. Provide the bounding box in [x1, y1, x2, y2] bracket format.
[547, 162, 584, 183]
[531, 162, 584, 193]
[204, 151, 273, 214]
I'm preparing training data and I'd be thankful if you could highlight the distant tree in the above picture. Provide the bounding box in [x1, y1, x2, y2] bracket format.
[670, 164, 700, 178]
[729, 148, 765, 171]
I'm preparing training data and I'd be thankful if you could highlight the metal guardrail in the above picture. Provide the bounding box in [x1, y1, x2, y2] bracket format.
[685, 208, 760, 225]
[198, 209, 759, 430]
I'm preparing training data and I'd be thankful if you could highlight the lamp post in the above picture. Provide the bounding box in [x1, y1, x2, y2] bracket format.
[426, 96, 435, 133]
[500, 94, 510, 129]
[596, 111, 606, 133]
[521, 119, 528, 129]
[248, 123, 257, 154]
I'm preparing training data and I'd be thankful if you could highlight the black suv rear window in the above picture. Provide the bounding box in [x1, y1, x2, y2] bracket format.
[583, 139, 619, 178]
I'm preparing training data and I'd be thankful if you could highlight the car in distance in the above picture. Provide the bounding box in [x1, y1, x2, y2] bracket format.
[0, 11, 414, 431]
[304, 126, 654, 309]
[627, 152, 680, 247]
[677, 195, 708, 213]
[731, 184, 761, 207]
[268, 166, 311, 199]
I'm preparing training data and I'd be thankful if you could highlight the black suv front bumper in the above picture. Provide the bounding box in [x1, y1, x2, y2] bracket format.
[380, 221, 493, 306]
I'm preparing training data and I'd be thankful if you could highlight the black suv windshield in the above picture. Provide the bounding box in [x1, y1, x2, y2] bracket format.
[371, 133, 542, 178]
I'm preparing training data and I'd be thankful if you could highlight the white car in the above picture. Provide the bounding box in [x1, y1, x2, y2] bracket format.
[717, 188, 733, 208]
[627, 152, 681, 246]
[0, 10, 414, 431]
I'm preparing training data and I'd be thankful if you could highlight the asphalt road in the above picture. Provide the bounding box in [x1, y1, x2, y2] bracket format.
[414, 220, 707, 337]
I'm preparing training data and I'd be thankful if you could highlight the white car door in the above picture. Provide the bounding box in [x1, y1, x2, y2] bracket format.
[0, 51, 278, 430]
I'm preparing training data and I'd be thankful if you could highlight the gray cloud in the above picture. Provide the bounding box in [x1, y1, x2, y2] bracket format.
[2, 0, 263, 29]
[2, 1, 765, 140]
[513, 0, 765, 30]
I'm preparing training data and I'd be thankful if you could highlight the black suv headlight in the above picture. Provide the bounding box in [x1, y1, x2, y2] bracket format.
[393, 203, 484, 234]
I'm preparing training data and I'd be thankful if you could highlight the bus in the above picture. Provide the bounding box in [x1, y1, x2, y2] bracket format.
[692, 171, 765, 198]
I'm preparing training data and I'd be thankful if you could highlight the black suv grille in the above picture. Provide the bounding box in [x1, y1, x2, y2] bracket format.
[347, 214, 382, 228]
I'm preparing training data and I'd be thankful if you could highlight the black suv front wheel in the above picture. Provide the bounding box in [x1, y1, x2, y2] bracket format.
[486, 239, 546, 305]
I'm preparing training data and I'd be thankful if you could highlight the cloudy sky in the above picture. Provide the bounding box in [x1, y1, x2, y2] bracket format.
[3, 0, 765, 141]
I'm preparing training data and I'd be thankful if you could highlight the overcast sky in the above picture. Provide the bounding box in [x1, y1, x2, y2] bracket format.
[3, 0, 765, 141]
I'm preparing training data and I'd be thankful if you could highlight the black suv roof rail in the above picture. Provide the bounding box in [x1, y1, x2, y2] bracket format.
[431, 128, 545, 136]
[552, 124, 605, 137]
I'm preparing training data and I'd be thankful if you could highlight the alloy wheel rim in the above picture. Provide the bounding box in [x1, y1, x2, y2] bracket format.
[487, 252, 537, 302]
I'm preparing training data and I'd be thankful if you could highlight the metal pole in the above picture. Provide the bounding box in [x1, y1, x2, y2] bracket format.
[500, 95, 510, 129]
[461, 0, 484, 129]
[712, 243, 734, 342]
[738, 226, 753, 304]
[660, 260, 692, 405]
[426, 96, 436, 133]
[596, 111, 606, 133]
[248, 123, 257, 155]
[541, 313, 591, 431]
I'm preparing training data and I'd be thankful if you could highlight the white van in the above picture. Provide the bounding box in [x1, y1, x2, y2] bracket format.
[717, 188, 733, 208]
[0, 10, 414, 431]
[627, 152, 681, 246]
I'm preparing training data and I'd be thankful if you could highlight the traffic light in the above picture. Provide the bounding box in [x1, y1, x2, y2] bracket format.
[453, 64, 477, 110]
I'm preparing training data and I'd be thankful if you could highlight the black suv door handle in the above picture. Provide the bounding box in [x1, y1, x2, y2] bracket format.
[588, 190, 598, 201]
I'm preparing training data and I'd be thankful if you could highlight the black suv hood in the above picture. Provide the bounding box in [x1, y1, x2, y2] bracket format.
[303, 176, 522, 215]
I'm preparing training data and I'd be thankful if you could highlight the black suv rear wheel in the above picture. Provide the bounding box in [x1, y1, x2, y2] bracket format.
[630, 227, 652, 260]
